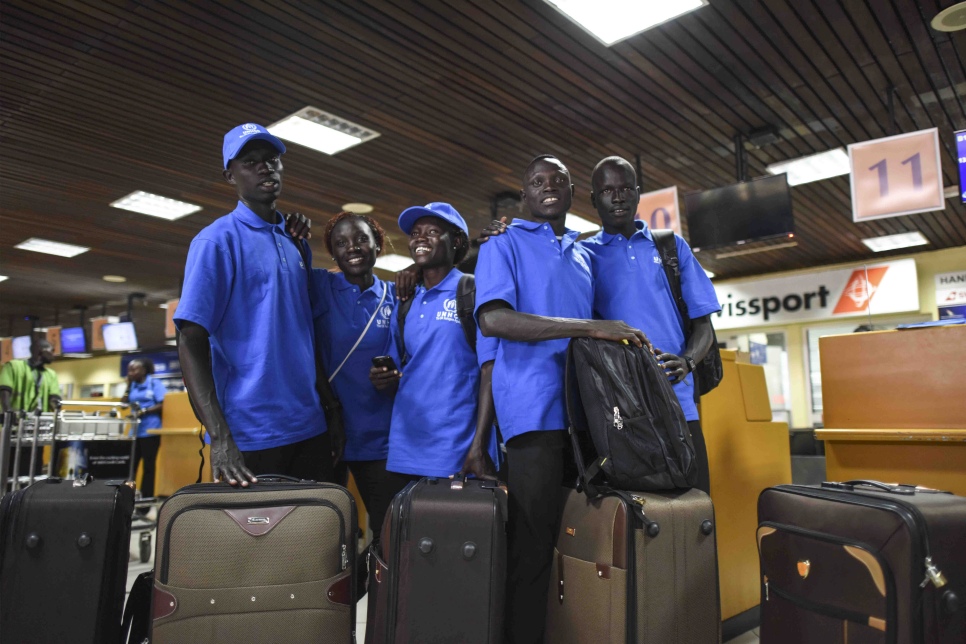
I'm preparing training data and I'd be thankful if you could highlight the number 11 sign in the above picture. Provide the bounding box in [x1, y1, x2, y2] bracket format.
[849, 128, 945, 222]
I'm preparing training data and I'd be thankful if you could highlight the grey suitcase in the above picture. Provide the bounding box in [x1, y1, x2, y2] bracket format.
[545, 486, 721, 644]
[150, 478, 356, 643]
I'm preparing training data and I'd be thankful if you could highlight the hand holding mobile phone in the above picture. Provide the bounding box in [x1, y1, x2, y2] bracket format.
[371, 355, 398, 372]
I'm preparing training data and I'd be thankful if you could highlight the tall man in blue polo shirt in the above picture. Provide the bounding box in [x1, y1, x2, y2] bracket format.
[583, 156, 720, 494]
[176, 123, 341, 486]
[475, 155, 648, 644]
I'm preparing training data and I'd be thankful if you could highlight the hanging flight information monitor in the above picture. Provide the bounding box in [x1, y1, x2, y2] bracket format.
[849, 128, 944, 222]
[956, 130, 966, 204]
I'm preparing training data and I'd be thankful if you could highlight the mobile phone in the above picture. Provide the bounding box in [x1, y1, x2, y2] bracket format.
[372, 355, 398, 372]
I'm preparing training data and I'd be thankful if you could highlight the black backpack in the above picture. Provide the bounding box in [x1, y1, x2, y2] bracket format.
[397, 274, 477, 363]
[566, 337, 697, 493]
[652, 229, 723, 396]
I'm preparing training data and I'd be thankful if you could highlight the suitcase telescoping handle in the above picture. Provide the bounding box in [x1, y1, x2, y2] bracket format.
[820, 480, 951, 495]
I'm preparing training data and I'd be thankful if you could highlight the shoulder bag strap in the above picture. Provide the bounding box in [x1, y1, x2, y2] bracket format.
[328, 284, 387, 382]
[652, 229, 692, 337]
[456, 274, 477, 351]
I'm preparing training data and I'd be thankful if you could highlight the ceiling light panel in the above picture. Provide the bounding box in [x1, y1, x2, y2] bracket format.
[544, 0, 707, 46]
[0, 276, 8, 283]
[373, 254, 413, 273]
[15, 238, 90, 258]
[766, 148, 850, 186]
[861, 231, 929, 252]
[110, 191, 202, 220]
[566, 213, 601, 234]
[269, 106, 380, 155]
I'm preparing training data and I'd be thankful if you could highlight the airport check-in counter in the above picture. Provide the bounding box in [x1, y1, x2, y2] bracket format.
[700, 349, 792, 624]
[817, 325, 966, 496]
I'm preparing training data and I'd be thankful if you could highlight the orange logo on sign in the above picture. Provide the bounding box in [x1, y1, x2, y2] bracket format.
[833, 267, 889, 314]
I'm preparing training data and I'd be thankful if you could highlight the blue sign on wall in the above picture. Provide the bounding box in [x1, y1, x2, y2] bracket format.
[119, 351, 181, 378]
[956, 130, 966, 204]
[939, 304, 966, 320]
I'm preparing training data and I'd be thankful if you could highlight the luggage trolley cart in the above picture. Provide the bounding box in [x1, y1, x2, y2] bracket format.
[1, 408, 58, 495]
[46, 400, 139, 482]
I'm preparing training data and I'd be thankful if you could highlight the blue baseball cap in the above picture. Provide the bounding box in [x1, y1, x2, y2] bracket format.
[398, 202, 469, 237]
[222, 123, 287, 169]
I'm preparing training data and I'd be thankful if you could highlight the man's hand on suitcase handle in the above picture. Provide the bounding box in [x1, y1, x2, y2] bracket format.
[211, 436, 257, 487]
[458, 444, 499, 482]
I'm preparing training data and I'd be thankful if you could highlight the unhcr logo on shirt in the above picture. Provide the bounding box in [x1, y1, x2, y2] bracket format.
[436, 298, 460, 323]
[377, 304, 392, 329]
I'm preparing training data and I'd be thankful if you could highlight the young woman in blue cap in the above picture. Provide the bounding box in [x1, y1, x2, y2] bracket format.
[311, 211, 412, 562]
[369, 202, 500, 480]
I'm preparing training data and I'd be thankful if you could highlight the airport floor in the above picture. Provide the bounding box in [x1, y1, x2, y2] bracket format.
[123, 518, 760, 643]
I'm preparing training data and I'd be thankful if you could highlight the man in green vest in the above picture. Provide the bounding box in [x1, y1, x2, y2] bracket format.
[0, 338, 62, 413]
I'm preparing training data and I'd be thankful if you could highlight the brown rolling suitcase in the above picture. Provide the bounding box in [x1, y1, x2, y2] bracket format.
[545, 486, 721, 644]
[757, 481, 966, 644]
[365, 476, 507, 644]
[149, 477, 357, 643]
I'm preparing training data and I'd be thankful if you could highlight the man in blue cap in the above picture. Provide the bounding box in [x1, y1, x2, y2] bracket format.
[175, 123, 342, 486]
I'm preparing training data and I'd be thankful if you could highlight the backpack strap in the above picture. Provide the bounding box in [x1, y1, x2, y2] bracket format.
[652, 229, 692, 337]
[396, 296, 415, 366]
[456, 274, 477, 352]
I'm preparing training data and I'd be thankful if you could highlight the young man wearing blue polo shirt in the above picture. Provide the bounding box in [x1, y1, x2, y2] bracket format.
[583, 156, 720, 494]
[475, 155, 648, 644]
[175, 123, 341, 486]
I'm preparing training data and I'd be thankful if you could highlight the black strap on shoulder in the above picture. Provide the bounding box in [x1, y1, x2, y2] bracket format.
[652, 229, 692, 337]
[456, 274, 477, 351]
[396, 296, 415, 365]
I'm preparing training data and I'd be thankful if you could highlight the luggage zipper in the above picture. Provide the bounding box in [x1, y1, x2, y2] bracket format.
[159, 498, 347, 584]
[613, 407, 624, 431]
[758, 522, 896, 641]
[767, 583, 890, 636]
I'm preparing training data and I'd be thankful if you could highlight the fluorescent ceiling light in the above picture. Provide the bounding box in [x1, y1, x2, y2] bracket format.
[566, 213, 601, 234]
[102, 275, 127, 283]
[62, 353, 94, 359]
[269, 106, 380, 155]
[110, 191, 202, 220]
[15, 238, 90, 258]
[165, 340, 178, 346]
[861, 231, 929, 252]
[766, 148, 850, 186]
[704, 269, 715, 279]
[545, 0, 707, 46]
[0, 276, 7, 283]
[342, 203, 374, 214]
[373, 254, 413, 273]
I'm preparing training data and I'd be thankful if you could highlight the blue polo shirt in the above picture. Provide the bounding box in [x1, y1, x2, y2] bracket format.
[312, 269, 395, 461]
[386, 268, 499, 477]
[474, 220, 594, 441]
[174, 201, 326, 452]
[579, 221, 720, 421]
[128, 376, 167, 437]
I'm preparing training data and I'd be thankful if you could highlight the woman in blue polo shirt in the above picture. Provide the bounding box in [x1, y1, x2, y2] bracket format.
[312, 212, 411, 552]
[369, 202, 500, 479]
[122, 359, 165, 500]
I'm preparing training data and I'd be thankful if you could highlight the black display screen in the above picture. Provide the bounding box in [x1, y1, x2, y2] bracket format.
[683, 173, 794, 251]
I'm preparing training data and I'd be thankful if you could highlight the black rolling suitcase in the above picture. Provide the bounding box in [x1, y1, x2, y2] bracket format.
[758, 481, 966, 644]
[366, 477, 508, 644]
[0, 477, 135, 644]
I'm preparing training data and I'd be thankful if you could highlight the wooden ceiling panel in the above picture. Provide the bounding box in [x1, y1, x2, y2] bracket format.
[2, 0, 965, 351]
